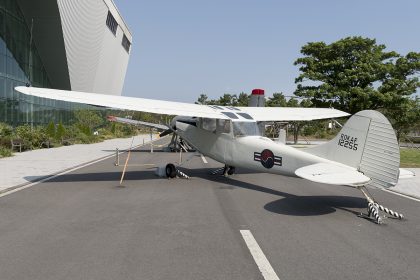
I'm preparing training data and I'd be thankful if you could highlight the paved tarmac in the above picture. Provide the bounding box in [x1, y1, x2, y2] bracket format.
[0, 140, 419, 280]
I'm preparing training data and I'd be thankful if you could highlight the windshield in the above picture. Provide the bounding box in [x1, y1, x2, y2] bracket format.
[233, 121, 260, 137]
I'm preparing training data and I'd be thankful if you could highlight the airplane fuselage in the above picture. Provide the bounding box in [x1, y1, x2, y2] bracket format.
[174, 117, 333, 177]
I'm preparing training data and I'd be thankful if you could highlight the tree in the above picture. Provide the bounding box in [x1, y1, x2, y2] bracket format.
[294, 36, 420, 139]
[266, 93, 287, 107]
[74, 110, 103, 135]
[384, 97, 420, 140]
[196, 94, 209, 105]
[56, 122, 66, 141]
[294, 37, 400, 113]
[237, 92, 249, 106]
[46, 121, 56, 139]
[218, 94, 238, 106]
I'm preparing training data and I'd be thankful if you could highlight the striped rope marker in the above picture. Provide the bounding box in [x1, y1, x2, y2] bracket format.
[211, 167, 225, 175]
[176, 169, 190, 179]
[367, 202, 372, 216]
[368, 202, 382, 224]
[374, 203, 404, 220]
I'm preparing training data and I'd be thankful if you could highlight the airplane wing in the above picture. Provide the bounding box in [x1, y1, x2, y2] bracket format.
[236, 107, 349, 121]
[15, 87, 349, 121]
[107, 116, 169, 131]
[295, 163, 371, 186]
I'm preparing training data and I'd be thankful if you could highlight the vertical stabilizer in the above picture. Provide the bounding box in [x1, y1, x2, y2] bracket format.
[305, 110, 400, 188]
[248, 89, 265, 107]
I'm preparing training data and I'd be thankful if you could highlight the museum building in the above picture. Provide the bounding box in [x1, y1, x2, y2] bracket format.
[0, 0, 132, 125]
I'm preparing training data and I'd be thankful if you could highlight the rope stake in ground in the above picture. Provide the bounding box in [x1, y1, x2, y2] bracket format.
[357, 185, 405, 224]
[119, 137, 135, 185]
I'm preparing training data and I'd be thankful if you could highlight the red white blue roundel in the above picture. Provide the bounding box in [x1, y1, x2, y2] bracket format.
[254, 149, 282, 169]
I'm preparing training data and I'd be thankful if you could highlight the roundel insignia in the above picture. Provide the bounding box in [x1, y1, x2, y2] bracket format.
[260, 149, 274, 169]
[254, 149, 282, 169]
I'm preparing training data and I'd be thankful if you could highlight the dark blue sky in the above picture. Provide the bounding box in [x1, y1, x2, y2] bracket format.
[114, 0, 420, 102]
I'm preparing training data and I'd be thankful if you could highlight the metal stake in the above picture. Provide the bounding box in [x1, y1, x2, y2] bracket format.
[115, 148, 119, 166]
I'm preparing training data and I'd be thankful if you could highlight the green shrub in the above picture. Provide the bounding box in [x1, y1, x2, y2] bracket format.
[56, 122, 66, 141]
[78, 124, 91, 136]
[15, 124, 32, 140]
[0, 146, 12, 158]
[63, 125, 79, 140]
[14, 124, 47, 149]
[0, 122, 13, 137]
[46, 121, 56, 139]
[0, 135, 11, 148]
[31, 126, 47, 147]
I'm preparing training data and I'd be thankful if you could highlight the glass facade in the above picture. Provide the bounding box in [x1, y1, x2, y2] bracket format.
[0, 0, 84, 126]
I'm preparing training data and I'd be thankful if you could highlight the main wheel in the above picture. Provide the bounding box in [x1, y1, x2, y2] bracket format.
[165, 163, 177, 178]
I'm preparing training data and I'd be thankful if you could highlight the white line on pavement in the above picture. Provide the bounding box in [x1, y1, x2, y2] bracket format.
[0, 155, 115, 199]
[240, 230, 280, 280]
[200, 154, 208, 164]
[382, 188, 420, 203]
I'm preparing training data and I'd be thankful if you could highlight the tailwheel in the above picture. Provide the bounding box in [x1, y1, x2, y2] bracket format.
[210, 165, 235, 176]
[227, 166, 235, 175]
[357, 186, 404, 224]
[223, 165, 235, 176]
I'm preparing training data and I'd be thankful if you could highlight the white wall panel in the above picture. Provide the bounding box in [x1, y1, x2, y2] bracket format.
[57, 0, 131, 96]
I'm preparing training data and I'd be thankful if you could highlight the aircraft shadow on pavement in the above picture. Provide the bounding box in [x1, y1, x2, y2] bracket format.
[202, 172, 366, 217]
[101, 149, 168, 153]
[25, 166, 366, 217]
[24, 170, 158, 183]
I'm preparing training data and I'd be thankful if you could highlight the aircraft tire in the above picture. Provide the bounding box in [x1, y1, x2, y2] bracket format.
[166, 163, 177, 178]
[228, 166, 235, 175]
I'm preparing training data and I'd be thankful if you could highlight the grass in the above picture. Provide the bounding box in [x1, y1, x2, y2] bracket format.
[400, 148, 420, 168]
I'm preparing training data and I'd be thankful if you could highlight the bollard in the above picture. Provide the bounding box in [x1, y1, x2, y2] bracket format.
[115, 148, 120, 166]
[150, 130, 153, 153]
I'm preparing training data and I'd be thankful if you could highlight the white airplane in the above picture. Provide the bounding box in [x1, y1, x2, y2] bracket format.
[16, 86, 408, 224]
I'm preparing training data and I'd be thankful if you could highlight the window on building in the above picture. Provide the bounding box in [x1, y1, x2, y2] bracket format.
[106, 11, 118, 35]
[122, 34, 131, 53]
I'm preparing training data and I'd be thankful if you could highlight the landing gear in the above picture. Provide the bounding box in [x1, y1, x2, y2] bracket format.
[357, 185, 404, 224]
[164, 163, 190, 179]
[165, 163, 177, 178]
[211, 165, 235, 176]
[226, 166, 236, 176]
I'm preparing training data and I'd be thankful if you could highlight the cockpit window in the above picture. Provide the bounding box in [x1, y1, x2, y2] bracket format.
[237, 113, 254, 120]
[233, 122, 260, 137]
[217, 119, 231, 133]
[201, 118, 216, 132]
[221, 112, 239, 119]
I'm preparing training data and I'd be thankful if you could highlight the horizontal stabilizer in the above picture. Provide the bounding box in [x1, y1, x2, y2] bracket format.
[399, 168, 416, 179]
[295, 163, 371, 186]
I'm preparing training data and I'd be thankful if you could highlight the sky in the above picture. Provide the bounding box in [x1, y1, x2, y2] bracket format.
[114, 0, 420, 103]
